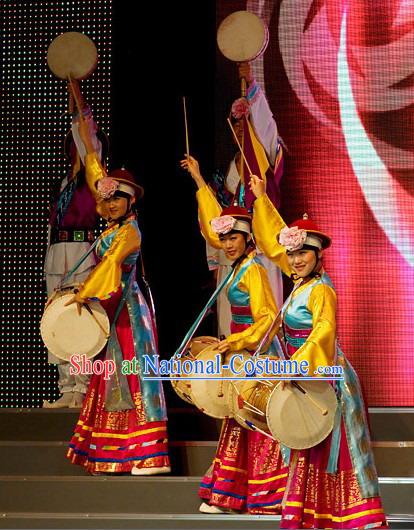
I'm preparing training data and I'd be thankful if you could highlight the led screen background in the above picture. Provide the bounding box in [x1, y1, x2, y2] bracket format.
[216, 0, 414, 405]
[1, 0, 112, 407]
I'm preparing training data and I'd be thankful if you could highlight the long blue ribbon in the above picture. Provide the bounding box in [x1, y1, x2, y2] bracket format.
[104, 266, 136, 412]
[58, 237, 100, 289]
[171, 266, 235, 359]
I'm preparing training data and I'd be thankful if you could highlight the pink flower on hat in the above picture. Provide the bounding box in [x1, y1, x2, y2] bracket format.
[96, 177, 119, 199]
[211, 215, 237, 235]
[231, 98, 250, 120]
[279, 226, 307, 251]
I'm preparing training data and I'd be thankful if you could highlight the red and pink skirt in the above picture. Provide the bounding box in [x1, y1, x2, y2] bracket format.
[67, 291, 169, 474]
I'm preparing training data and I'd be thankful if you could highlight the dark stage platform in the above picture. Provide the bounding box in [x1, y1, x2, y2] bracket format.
[0, 408, 413, 529]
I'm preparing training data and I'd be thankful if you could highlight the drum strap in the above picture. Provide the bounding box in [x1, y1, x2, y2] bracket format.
[252, 280, 304, 359]
[280, 279, 307, 355]
[58, 237, 100, 289]
[171, 267, 236, 360]
[252, 307, 283, 358]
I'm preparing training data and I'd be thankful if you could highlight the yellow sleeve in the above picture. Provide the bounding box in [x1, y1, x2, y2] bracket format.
[79, 223, 141, 301]
[252, 194, 291, 276]
[290, 283, 337, 376]
[196, 185, 222, 249]
[226, 262, 278, 352]
[84, 152, 108, 218]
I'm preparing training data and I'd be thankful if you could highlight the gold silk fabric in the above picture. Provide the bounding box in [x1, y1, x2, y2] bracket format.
[253, 193, 337, 372]
[288, 281, 337, 373]
[226, 255, 278, 352]
[252, 194, 290, 276]
[79, 222, 140, 301]
[84, 152, 108, 219]
[196, 185, 223, 249]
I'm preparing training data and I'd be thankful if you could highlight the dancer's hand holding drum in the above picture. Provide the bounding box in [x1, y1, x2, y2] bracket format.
[64, 290, 85, 316]
[40, 285, 110, 363]
[238, 62, 253, 84]
[216, 339, 230, 353]
[217, 10, 269, 96]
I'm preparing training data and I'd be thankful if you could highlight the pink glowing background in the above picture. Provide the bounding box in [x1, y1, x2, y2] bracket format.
[216, 0, 414, 405]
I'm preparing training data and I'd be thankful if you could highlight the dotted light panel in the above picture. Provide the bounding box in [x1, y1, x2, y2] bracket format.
[1, 0, 112, 407]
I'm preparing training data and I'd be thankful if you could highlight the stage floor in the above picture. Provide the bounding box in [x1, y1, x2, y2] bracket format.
[0, 408, 413, 529]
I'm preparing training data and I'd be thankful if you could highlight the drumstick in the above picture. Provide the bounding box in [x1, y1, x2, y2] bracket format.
[227, 118, 253, 176]
[243, 401, 266, 417]
[217, 348, 225, 398]
[240, 77, 247, 97]
[67, 75, 83, 116]
[183, 96, 190, 158]
[243, 418, 274, 440]
[83, 303, 110, 338]
[292, 381, 328, 416]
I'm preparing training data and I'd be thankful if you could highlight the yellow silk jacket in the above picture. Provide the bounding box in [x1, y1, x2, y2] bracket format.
[253, 194, 337, 371]
[76, 153, 140, 301]
[196, 185, 278, 353]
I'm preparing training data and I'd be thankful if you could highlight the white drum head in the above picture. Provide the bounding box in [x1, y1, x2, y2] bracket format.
[40, 293, 109, 361]
[47, 32, 98, 80]
[190, 347, 232, 419]
[171, 378, 193, 405]
[217, 11, 269, 62]
[266, 380, 338, 450]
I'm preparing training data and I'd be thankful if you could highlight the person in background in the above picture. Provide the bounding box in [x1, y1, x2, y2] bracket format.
[43, 80, 105, 408]
[205, 61, 284, 337]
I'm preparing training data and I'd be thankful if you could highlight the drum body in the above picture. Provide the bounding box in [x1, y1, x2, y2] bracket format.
[47, 32, 98, 80]
[170, 336, 218, 405]
[189, 346, 233, 419]
[266, 380, 338, 450]
[217, 10, 269, 62]
[228, 353, 278, 434]
[40, 285, 109, 362]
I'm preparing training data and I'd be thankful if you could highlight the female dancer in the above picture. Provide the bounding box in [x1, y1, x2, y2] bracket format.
[65, 120, 170, 476]
[249, 174, 386, 529]
[181, 156, 288, 515]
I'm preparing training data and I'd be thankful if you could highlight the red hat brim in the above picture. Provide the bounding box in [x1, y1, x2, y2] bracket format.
[304, 230, 331, 249]
[287, 217, 331, 249]
[113, 177, 144, 199]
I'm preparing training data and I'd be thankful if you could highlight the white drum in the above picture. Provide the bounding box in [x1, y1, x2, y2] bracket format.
[171, 336, 218, 405]
[217, 11, 269, 62]
[228, 352, 278, 434]
[40, 286, 110, 361]
[189, 345, 233, 419]
[266, 380, 338, 450]
[47, 32, 98, 80]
